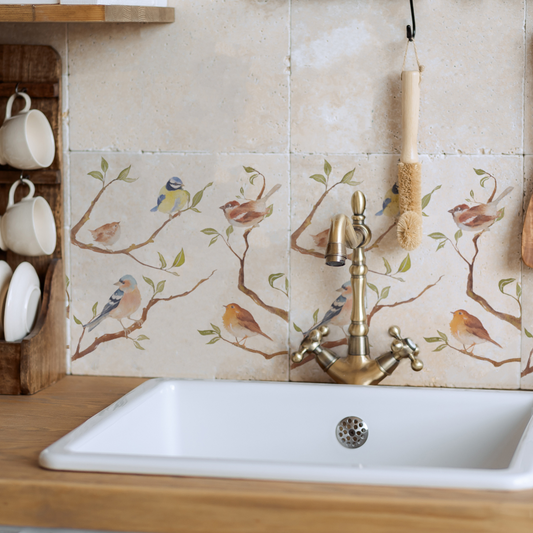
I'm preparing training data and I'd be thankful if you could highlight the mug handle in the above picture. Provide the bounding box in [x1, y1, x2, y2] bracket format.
[8, 178, 35, 208]
[5, 92, 31, 121]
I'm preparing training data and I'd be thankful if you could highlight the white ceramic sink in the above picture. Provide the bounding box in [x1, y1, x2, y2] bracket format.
[39, 378, 533, 490]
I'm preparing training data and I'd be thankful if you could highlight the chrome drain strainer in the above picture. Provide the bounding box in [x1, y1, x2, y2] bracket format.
[336, 416, 368, 449]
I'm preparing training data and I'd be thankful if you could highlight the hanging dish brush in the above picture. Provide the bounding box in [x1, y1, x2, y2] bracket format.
[397, 4, 424, 251]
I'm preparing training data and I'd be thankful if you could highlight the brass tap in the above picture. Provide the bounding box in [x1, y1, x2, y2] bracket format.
[292, 191, 423, 386]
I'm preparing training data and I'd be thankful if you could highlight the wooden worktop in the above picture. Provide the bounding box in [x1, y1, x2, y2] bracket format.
[1, 376, 533, 533]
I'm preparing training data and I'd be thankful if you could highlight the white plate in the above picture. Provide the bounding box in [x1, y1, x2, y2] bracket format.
[4, 262, 41, 342]
[0, 261, 13, 338]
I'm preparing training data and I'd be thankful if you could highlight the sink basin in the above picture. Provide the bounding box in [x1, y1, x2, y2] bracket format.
[39, 378, 533, 490]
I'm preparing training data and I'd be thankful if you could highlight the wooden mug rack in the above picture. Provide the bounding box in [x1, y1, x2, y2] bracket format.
[0, 44, 66, 395]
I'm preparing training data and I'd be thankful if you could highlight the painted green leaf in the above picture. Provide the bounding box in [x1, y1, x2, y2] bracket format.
[347, 180, 361, 187]
[158, 252, 167, 269]
[198, 329, 216, 336]
[436, 241, 446, 251]
[207, 337, 220, 344]
[209, 236, 219, 247]
[496, 207, 505, 222]
[293, 323, 303, 333]
[66, 276, 70, 288]
[249, 173, 258, 184]
[240, 187, 245, 196]
[309, 174, 327, 186]
[133, 341, 145, 350]
[101, 157, 109, 173]
[226, 226, 234, 239]
[313, 308, 319, 324]
[243, 166, 255, 173]
[437, 330, 448, 342]
[265, 204, 274, 218]
[73, 315, 82, 325]
[428, 232, 447, 240]
[420, 184, 442, 210]
[117, 165, 132, 181]
[172, 249, 185, 268]
[474, 168, 487, 175]
[367, 282, 379, 297]
[190, 207, 201, 213]
[454, 229, 463, 245]
[469, 190, 475, 199]
[526, 328, 533, 338]
[424, 337, 442, 343]
[433, 344, 447, 352]
[155, 280, 166, 295]
[380, 286, 390, 300]
[211, 323, 221, 335]
[169, 271, 180, 277]
[341, 169, 356, 184]
[480, 176, 490, 188]
[517, 283, 522, 299]
[87, 171, 103, 182]
[422, 212, 429, 217]
[91, 302, 98, 318]
[285, 277, 289, 293]
[143, 276, 155, 291]
[498, 278, 515, 293]
[324, 160, 332, 177]
[383, 257, 392, 275]
[269, 273, 284, 288]
[201, 228, 219, 235]
[397, 254, 411, 273]
[191, 190, 204, 208]
[136, 335, 149, 341]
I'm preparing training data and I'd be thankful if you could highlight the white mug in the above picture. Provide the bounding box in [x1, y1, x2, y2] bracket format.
[0, 92, 55, 170]
[0, 178, 57, 256]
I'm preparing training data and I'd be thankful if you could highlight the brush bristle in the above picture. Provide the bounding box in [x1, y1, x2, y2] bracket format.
[397, 211, 423, 251]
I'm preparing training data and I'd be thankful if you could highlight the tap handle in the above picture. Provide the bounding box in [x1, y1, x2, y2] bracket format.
[351, 191, 366, 216]
[291, 325, 329, 363]
[388, 325, 424, 371]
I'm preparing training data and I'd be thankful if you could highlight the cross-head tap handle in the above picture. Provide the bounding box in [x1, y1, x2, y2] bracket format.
[388, 325, 424, 371]
[291, 325, 329, 363]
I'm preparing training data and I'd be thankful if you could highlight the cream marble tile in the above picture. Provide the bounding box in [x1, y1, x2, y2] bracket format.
[291, 0, 524, 155]
[67, 0, 289, 153]
[69, 152, 289, 380]
[525, 0, 533, 154]
[290, 154, 522, 389]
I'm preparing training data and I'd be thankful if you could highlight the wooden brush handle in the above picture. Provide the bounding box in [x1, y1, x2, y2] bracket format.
[401, 70, 420, 164]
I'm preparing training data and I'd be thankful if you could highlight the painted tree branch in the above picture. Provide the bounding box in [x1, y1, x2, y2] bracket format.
[218, 335, 287, 360]
[522, 348, 533, 378]
[441, 341, 519, 368]
[72, 271, 215, 361]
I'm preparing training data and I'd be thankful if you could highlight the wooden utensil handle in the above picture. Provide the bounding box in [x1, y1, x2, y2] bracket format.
[401, 70, 420, 164]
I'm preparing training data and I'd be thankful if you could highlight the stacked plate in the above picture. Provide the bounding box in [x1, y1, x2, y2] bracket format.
[0, 261, 41, 342]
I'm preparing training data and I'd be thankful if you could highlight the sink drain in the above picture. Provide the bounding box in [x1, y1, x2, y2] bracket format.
[336, 416, 368, 449]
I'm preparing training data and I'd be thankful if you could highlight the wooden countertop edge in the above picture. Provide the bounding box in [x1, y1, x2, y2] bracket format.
[1, 376, 533, 533]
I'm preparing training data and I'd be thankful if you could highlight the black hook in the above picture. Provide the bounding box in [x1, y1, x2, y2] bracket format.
[406, 0, 416, 41]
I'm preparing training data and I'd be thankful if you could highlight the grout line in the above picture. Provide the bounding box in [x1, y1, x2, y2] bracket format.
[287, 0, 292, 383]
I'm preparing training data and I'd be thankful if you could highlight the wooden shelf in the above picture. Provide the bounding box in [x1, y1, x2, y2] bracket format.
[0, 4, 174, 22]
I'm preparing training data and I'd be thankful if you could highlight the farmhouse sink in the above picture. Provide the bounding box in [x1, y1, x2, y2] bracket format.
[39, 378, 533, 490]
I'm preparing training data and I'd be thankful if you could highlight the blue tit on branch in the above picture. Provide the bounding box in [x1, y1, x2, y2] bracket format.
[375, 183, 399, 217]
[151, 177, 190, 216]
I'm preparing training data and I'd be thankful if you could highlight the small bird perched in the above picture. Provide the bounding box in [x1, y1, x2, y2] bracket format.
[305, 281, 352, 336]
[84, 275, 141, 335]
[311, 228, 329, 250]
[376, 183, 400, 217]
[450, 309, 502, 351]
[222, 303, 272, 344]
[220, 184, 281, 228]
[151, 177, 190, 217]
[448, 186, 513, 233]
[89, 221, 121, 249]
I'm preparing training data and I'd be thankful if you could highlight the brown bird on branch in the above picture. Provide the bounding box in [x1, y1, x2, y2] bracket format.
[222, 303, 272, 344]
[448, 186, 513, 233]
[450, 309, 502, 351]
[89, 221, 121, 248]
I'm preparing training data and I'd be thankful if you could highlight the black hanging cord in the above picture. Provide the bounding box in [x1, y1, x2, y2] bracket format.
[406, 0, 416, 41]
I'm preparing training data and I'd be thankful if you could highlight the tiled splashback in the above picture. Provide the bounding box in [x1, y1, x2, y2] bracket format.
[3, 0, 533, 389]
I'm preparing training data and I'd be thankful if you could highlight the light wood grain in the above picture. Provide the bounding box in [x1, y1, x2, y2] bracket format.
[0, 376, 533, 533]
[0, 5, 174, 22]
[400, 70, 420, 164]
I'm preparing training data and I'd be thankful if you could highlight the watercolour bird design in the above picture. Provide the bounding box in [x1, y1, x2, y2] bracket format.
[151, 177, 190, 217]
[376, 183, 400, 217]
[84, 275, 141, 334]
[450, 309, 502, 351]
[222, 303, 272, 344]
[89, 221, 121, 249]
[220, 184, 281, 228]
[305, 281, 352, 336]
[448, 186, 513, 233]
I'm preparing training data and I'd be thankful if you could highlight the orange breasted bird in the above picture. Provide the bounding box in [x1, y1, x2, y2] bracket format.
[222, 303, 272, 344]
[89, 221, 121, 248]
[450, 309, 502, 350]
